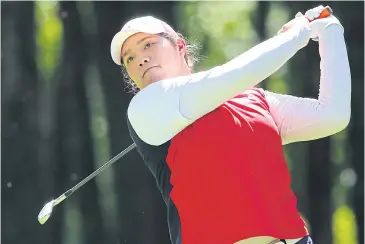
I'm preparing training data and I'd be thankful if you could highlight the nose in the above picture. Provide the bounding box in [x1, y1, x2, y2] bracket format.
[139, 57, 150, 67]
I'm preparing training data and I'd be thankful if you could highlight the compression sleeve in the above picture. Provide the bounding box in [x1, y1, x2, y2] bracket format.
[264, 24, 351, 145]
[128, 24, 310, 146]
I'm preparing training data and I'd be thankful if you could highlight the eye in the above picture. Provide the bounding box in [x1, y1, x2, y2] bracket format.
[144, 42, 153, 49]
[126, 56, 134, 64]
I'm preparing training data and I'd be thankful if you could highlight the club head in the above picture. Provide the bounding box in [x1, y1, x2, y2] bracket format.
[38, 200, 55, 225]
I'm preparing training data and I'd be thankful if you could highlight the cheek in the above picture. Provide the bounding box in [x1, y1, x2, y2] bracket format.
[159, 41, 181, 65]
[125, 66, 137, 79]
[160, 50, 181, 71]
[125, 67, 142, 87]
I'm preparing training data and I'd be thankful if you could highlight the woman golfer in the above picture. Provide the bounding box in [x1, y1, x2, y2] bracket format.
[110, 5, 351, 244]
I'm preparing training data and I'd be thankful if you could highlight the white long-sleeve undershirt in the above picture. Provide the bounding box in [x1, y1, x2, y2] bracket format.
[128, 24, 350, 146]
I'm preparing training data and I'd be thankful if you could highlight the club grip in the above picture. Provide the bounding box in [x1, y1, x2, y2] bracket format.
[308, 6, 333, 22]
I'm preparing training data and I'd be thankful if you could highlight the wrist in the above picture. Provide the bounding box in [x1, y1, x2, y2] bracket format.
[318, 23, 344, 40]
[309, 15, 344, 41]
[286, 25, 311, 48]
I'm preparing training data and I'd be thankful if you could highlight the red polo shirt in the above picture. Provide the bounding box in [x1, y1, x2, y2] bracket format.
[166, 88, 308, 244]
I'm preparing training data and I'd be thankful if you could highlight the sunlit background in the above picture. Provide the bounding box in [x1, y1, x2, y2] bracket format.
[2, 1, 364, 244]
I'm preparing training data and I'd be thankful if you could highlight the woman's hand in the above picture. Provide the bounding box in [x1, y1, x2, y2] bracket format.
[277, 12, 309, 35]
[278, 6, 344, 41]
[276, 13, 311, 49]
[305, 5, 344, 41]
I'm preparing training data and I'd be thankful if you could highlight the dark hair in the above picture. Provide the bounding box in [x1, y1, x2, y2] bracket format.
[121, 32, 202, 94]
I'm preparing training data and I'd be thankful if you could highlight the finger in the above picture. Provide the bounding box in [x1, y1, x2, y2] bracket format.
[277, 24, 289, 35]
[305, 5, 325, 20]
[310, 6, 333, 22]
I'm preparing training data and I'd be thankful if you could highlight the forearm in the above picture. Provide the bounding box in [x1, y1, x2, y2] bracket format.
[128, 27, 310, 145]
[317, 24, 351, 111]
[178, 27, 309, 120]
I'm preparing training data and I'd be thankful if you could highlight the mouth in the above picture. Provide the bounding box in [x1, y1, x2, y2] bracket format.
[142, 66, 159, 78]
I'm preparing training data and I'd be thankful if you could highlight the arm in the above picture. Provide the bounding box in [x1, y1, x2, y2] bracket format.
[264, 24, 351, 145]
[128, 18, 311, 146]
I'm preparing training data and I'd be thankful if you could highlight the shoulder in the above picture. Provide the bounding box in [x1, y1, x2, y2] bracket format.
[126, 112, 170, 158]
[232, 87, 266, 99]
[228, 88, 269, 110]
[126, 112, 150, 148]
[248, 87, 266, 97]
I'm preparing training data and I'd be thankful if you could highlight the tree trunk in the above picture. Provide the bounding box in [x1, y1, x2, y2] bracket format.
[1, 2, 50, 244]
[341, 2, 364, 243]
[55, 2, 108, 244]
[251, 1, 270, 89]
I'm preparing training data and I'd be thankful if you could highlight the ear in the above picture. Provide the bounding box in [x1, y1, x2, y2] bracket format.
[176, 38, 187, 57]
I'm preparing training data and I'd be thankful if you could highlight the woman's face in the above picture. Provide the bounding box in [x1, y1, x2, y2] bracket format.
[121, 32, 187, 89]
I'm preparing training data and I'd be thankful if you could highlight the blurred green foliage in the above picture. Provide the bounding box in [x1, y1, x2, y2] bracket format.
[333, 206, 357, 244]
[35, 1, 62, 81]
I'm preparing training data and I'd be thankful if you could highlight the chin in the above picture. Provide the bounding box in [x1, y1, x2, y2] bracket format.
[144, 73, 165, 85]
[141, 78, 159, 89]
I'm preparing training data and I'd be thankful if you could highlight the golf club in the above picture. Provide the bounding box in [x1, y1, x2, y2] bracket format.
[313, 6, 332, 20]
[38, 143, 136, 225]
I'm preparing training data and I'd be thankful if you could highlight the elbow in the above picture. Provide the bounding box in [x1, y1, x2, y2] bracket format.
[127, 83, 171, 146]
[127, 83, 193, 146]
[336, 108, 351, 132]
[127, 101, 165, 146]
[128, 105, 190, 146]
[329, 84, 352, 133]
[324, 106, 351, 134]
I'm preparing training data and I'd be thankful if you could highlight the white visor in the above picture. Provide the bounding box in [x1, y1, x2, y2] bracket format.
[110, 16, 178, 66]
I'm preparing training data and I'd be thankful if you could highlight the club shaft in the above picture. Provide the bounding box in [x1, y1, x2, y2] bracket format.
[64, 143, 136, 196]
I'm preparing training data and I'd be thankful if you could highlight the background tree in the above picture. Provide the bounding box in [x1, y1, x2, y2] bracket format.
[1, 2, 49, 244]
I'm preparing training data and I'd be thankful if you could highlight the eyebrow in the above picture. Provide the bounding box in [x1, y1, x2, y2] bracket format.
[122, 36, 155, 59]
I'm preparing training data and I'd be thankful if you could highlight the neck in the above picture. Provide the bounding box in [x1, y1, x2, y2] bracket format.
[141, 63, 192, 90]
[180, 62, 192, 76]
